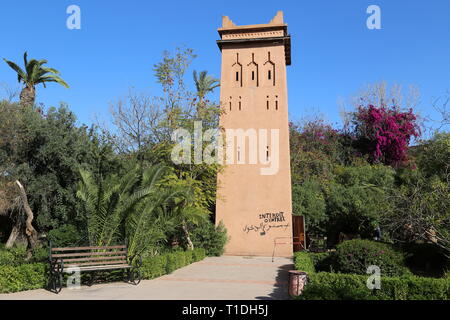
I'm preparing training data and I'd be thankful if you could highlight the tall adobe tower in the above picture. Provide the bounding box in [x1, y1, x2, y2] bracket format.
[215, 11, 293, 257]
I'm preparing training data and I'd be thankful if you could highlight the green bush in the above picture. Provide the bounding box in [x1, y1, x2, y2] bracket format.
[141, 255, 168, 280]
[323, 165, 396, 241]
[48, 225, 82, 247]
[334, 239, 410, 276]
[310, 252, 335, 272]
[0, 247, 24, 267]
[0, 244, 50, 267]
[192, 248, 206, 262]
[0, 263, 47, 294]
[294, 252, 315, 274]
[292, 180, 327, 235]
[191, 221, 228, 256]
[141, 248, 206, 280]
[165, 251, 187, 274]
[296, 272, 450, 300]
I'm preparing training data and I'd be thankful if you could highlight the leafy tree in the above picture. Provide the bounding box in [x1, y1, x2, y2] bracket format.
[292, 180, 327, 235]
[290, 119, 359, 184]
[383, 169, 450, 255]
[0, 101, 119, 250]
[414, 132, 450, 180]
[3, 52, 69, 107]
[325, 165, 395, 243]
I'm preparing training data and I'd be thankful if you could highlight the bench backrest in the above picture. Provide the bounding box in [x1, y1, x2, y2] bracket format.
[50, 245, 128, 268]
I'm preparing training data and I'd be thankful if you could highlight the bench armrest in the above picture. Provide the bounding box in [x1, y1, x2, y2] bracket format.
[128, 254, 142, 268]
[49, 258, 64, 273]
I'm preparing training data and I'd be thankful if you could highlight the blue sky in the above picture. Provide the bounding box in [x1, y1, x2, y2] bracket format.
[0, 0, 449, 133]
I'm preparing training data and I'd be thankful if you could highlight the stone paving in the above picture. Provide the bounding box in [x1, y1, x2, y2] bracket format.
[0, 256, 294, 300]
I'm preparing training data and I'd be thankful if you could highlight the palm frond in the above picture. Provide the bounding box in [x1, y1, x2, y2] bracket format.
[3, 59, 26, 83]
[37, 75, 69, 88]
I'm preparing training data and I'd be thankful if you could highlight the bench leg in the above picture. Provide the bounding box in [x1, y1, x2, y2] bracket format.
[49, 271, 62, 294]
[128, 268, 141, 285]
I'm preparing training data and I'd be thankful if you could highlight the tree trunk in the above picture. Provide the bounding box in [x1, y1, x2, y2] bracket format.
[181, 219, 194, 251]
[5, 224, 20, 248]
[19, 86, 35, 108]
[15, 180, 38, 258]
[5, 219, 27, 248]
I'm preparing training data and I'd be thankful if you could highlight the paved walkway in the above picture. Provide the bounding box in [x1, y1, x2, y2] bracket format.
[0, 256, 294, 300]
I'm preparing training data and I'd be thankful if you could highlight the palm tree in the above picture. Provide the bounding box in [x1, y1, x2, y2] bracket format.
[193, 70, 220, 114]
[77, 164, 208, 258]
[3, 52, 69, 107]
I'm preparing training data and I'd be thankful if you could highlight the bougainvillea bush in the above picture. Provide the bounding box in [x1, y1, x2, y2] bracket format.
[352, 105, 420, 167]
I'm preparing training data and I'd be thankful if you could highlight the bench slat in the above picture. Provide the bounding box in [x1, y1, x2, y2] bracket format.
[64, 264, 131, 272]
[52, 245, 126, 252]
[57, 255, 127, 264]
[52, 251, 127, 258]
[64, 260, 129, 268]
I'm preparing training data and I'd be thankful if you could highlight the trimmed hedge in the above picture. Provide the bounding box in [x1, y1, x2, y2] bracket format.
[294, 252, 315, 274]
[294, 251, 450, 300]
[0, 248, 206, 294]
[0, 263, 47, 294]
[141, 248, 206, 280]
[296, 272, 450, 300]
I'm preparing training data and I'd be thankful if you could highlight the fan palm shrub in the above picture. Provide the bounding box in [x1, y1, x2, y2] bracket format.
[76, 164, 209, 262]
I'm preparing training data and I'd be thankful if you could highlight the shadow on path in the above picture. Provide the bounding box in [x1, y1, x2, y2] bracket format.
[255, 262, 293, 300]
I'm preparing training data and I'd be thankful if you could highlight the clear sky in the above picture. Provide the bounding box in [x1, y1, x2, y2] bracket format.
[1, 0, 449, 133]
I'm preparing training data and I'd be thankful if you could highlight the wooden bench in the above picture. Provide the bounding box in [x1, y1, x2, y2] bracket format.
[48, 243, 141, 293]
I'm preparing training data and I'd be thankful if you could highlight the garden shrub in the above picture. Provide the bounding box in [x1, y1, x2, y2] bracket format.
[310, 252, 335, 272]
[184, 250, 193, 265]
[48, 225, 83, 247]
[141, 248, 205, 279]
[191, 221, 228, 256]
[192, 248, 206, 262]
[0, 263, 47, 294]
[141, 255, 168, 280]
[334, 239, 410, 276]
[165, 251, 187, 274]
[296, 272, 450, 300]
[0, 245, 30, 266]
[294, 252, 315, 274]
[0, 244, 50, 267]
